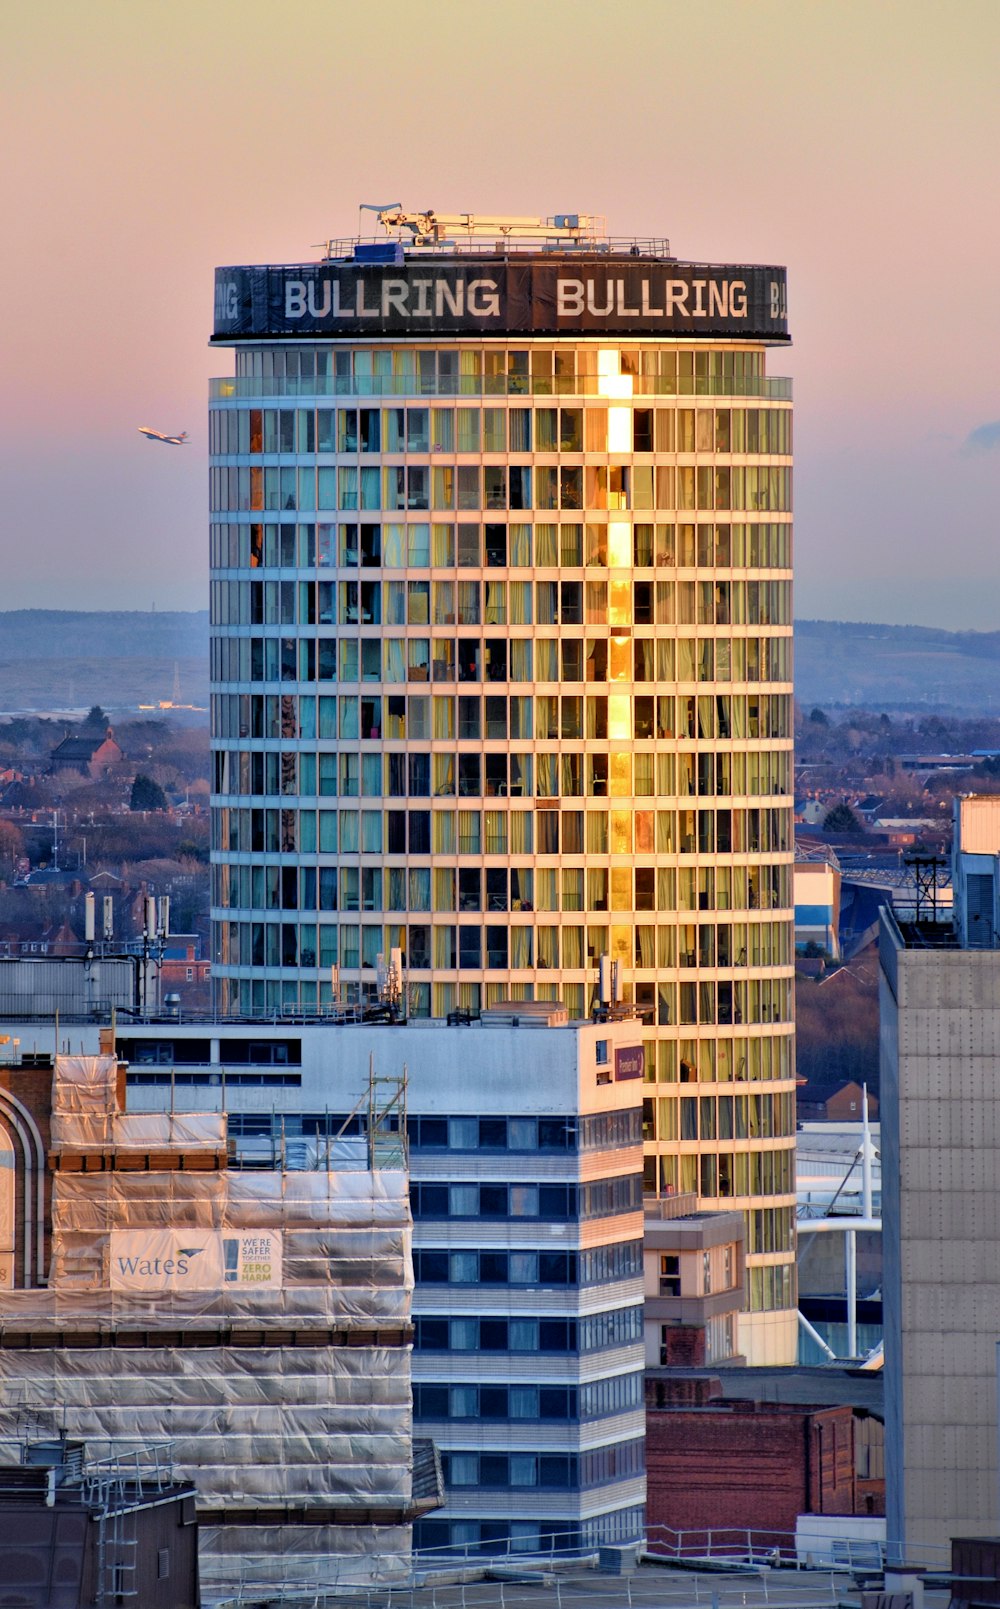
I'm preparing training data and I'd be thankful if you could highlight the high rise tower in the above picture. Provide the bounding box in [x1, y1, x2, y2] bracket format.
[209, 212, 796, 1361]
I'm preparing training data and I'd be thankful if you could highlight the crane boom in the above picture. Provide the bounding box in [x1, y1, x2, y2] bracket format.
[374, 209, 605, 244]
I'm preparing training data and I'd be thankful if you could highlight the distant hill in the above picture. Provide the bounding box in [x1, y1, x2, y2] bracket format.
[0, 611, 997, 716]
[795, 620, 1000, 712]
[0, 611, 209, 714]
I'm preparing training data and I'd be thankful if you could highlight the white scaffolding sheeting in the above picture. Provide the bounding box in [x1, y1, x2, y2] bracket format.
[0, 1055, 416, 1581]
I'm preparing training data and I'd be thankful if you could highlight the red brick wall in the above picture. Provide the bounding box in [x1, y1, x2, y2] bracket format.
[657, 1326, 707, 1368]
[645, 1399, 858, 1548]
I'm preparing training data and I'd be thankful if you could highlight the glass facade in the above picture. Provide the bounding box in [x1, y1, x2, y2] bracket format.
[210, 276, 796, 1358]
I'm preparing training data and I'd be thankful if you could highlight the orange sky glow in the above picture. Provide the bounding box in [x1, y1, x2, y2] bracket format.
[2, 0, 998, 625]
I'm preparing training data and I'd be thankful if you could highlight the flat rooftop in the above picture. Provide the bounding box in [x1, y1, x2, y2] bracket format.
[220, 1556, 950, 1609]
[644, 1364, 884, 1416]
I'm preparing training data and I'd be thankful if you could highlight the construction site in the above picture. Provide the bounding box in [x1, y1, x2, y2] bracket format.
[0, 1045, 437, 1603]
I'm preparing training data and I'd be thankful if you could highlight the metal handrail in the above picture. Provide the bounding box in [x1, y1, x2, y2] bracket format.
[210, 374, 793, 401]
[195, 1520, 955, 1598]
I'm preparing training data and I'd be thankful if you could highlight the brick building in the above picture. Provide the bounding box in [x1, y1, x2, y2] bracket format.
[645, 1374, 882, 1547]
[48, 727, 123, 779]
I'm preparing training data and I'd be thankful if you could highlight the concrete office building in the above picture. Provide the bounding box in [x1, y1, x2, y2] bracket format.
[880, 795, 1000, 1551]
[642, 1194, 747, 1368]
[208, 210, 796, 1362]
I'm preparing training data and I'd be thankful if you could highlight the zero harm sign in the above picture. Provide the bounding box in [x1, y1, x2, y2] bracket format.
[213, 261, 788, 341]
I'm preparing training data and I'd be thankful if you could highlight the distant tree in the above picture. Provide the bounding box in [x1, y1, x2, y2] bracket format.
[809, 707, 829, 726]
[177, 838, 210, 864]
[0, 820, 25, 876]
[83, 704, 109, 730]
[823, 802, 863, 834]
[795, 965, 879, 1096]
[130, 774, 168, 812]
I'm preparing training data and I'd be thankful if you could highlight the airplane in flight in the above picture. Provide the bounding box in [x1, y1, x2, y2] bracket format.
[138, 426, 188, 445]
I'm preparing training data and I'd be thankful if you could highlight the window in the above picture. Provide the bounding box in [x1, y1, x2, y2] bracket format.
[659, 1254, 681, 1297]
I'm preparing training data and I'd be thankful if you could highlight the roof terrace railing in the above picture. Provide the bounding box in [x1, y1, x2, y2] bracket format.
[209, 372, 793, 400]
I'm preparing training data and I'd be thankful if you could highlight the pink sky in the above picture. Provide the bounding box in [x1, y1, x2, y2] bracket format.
[2, 0, 998, 625]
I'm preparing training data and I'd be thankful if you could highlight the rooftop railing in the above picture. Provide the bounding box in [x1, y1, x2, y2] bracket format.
[210, 373, 793, 401]
[315, 233, 673, 259]
[195, 1522, 956, 1602]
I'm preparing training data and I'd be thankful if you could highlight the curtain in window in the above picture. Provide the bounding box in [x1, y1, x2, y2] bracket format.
[508, 524, 532, 567]
[338, 810, 358, 851]
[535, 640, 558, 681]
[433, 754, 455, 797]
[361, 811, 382, 853]
[509, 812, 533, 854]
[535, 524, 558, 565]
[485, 811, 507, 854]
[382, 524, 405, 567]
[456, 402, 480, 443]
[510, 926, 533, 968]
[509, 639, 532, 681]
[458, 812, 481, 854]
[561, 872, 583, 912]
[457, 581, 480, 625]
[433, 581, 455, 624]
[587, 811, 608, 853]
[536, 869, 559, 911]
[317, 468, 337, 511]
[587, 868, 608, 910]
[433, 697, 454, 740]
[536, 754, 558, 797]
[431, 640, 454, 681]
[386, 868, 406, 911]
[508, 409, 531, 451]
[409, 869, 431, 911]
[433, 868, 455, 912]
[432, 467, 454, 509]
[433, 812, 456, 853]
[407, 525, 430, 566]
[432, 523, 455, 565]
[508, 582, 531, 625]
[485, 582, 506, 625]
[407, 640, 429, 681]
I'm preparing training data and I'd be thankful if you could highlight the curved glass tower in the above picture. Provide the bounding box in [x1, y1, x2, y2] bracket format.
[209, 218, 797, 1361]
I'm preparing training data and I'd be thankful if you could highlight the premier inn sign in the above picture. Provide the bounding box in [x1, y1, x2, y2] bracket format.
[213, 260, 788, 342]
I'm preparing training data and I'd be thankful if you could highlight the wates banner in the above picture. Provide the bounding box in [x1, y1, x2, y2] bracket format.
[109, 1229, 282, 1292]
[213, 261, 788, 341]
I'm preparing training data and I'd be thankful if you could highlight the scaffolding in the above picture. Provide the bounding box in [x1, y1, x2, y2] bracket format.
[0, 1054, 418, 1587]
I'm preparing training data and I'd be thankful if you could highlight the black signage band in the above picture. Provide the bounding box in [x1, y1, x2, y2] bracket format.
[213, 260, 788, 342]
